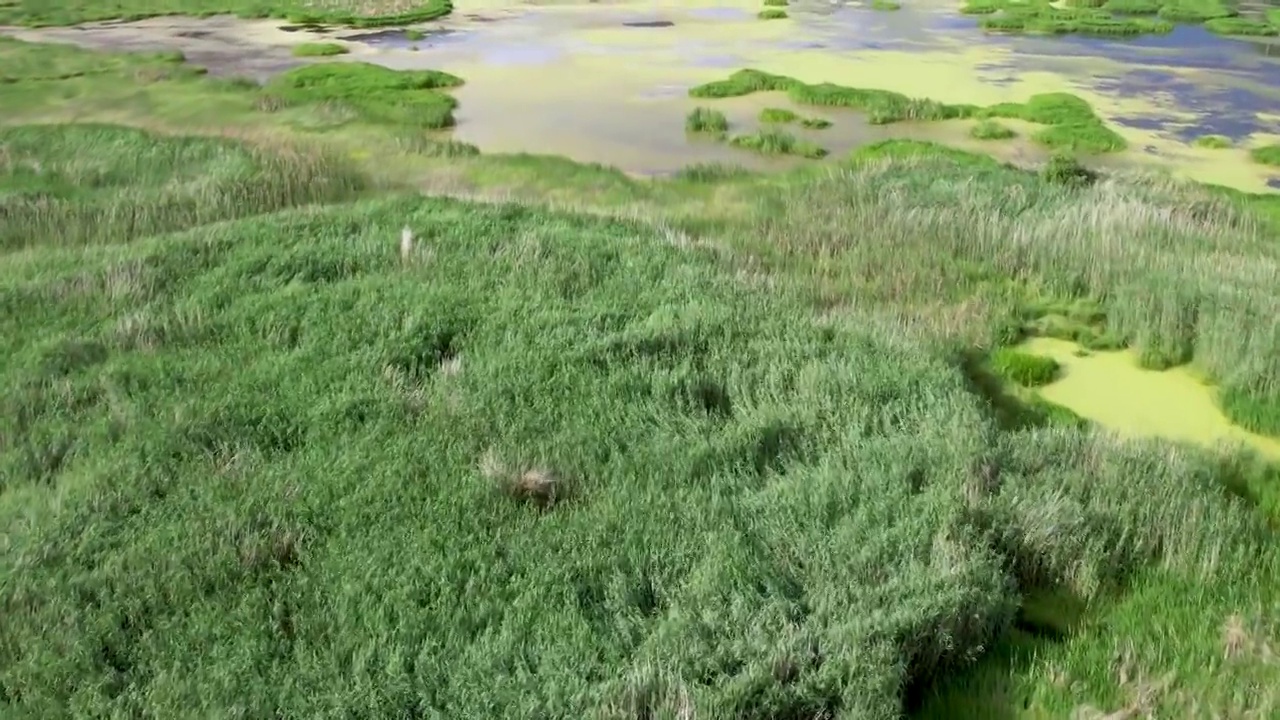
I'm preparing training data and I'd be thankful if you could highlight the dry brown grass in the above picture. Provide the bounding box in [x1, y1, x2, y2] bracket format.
[478, 448, 563, 508]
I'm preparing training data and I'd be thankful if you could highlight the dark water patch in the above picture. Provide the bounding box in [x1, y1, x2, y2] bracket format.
[1268, 177, 1280, 189]
[280, 24, 333, 34]
[1047, 26, 1276, 73]
[339, 28, 465, 48]
[177, 30, 212, 39]
[1092, 71, 1276, 142]
[622, 20, 675, 28]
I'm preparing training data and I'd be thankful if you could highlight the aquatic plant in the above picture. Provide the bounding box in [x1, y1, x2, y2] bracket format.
[1251, 144, 1280, 166]
[759, 107, 833, 129]
[758, 8, 789, 18]
[760, 107, 799, 124]
[872, 0, 903, 9]
[685, 107, 729, 136]
[262, 62, 463, 129]
[979, 7, 1173, 35]
[290, 42, 349, 57]
[982, 93, 1126, 153]
[763, 0, 789, 5]
[970, 119, 1016, 140]
[1204, 16, 1278, 35]
[990, 348, 1061, 386]
[692, 70, 1125, 153]
[405, 28, 427, 40]
[730, 129, 827, 158]
[1193, 134, 1233, 149]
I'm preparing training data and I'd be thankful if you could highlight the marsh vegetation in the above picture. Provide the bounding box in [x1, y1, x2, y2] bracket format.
[1, 7, 1280, 720]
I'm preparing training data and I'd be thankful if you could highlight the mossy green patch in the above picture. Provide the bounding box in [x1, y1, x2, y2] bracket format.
[691, 69, 1125, 153]
[291, 42, 350, 57]
[1101, 0, 1162, 13]
[758, 8, 789, 18]
[1251, 144, 1280, 167]
[261, 62, 463, 129]
[730, 129, 827, 158]
[1204, 16, 1278, 35]
[1157, 0, 1237, 22]
[1193, 134, 1233, 149]
[872, 0, 902, 9]
[405, 28, 426, 40]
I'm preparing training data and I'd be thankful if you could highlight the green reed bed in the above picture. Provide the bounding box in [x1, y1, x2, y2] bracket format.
[686, 107, 730, 136]
[729, 129, 827, 158]
[691, 69, 1125, 153]
[0, 124, 363, 250]
[259, 62, 464, 129]
[3, 126, 1278, 720]
[759, 107, 833, 129]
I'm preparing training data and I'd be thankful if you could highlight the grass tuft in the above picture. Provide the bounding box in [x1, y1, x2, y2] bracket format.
[729, 129, 827, 158]
[1250, 143, 1280, 166]
[1193, 134, 1233, 149]
[758, 8, 789, 18]
[990, 349, 1061, 386]
[971, 119, 1017, 140]
[290, 42, 350, 57]
[686, 107, 729, 136]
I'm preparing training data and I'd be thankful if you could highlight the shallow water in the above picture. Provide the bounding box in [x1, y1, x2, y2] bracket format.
[4, 2, 1280, 189]
[1017, 337, 1280, 459]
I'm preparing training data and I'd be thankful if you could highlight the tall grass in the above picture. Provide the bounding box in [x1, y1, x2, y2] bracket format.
[746, 143, 1280, 432]
[3, 134, 1275, 717]
[0, 124, 364, 250]
[0, 0, 454, 27]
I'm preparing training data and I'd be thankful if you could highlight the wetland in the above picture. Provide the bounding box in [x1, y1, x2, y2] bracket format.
[2, 1, 1280, 718]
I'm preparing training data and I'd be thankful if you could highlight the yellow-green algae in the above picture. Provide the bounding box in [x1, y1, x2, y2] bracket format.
[1016, 337, 1280, 458]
